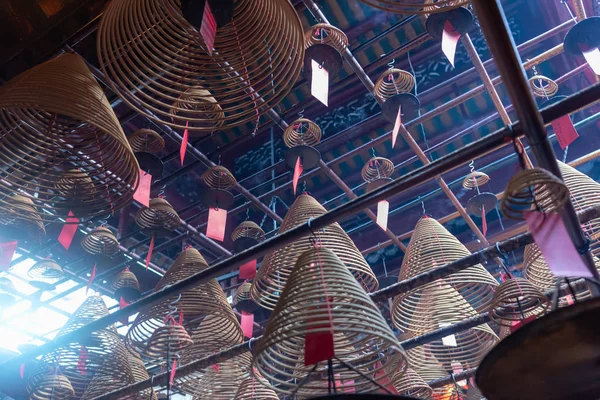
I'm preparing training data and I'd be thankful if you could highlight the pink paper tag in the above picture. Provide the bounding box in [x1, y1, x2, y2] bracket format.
[392, 105, 401, 148]
[481, 205, 487, 237]
[169, 359, 178, 385]
[376, 200, 389, 231]
[119, 296, 130, 326]
[239, 259, 257, 280]
[58, 211, 79, 250]
[582, 47, 600, 75]
[441, 20, 461, 68]
[510, 315, 536, 333]
[206, 208, 227, 242]
[19, 364, 24, 379]
[77, 346, 88, 375]
[211, 364, 220, 372]
[200, 2, 217, 55]
[525, 211, 593, 277]
[146, 235, 155, 270]
[0, 241, 17, 271]
[180, 121, 189, 166]
[133, 169, 151, 208]
[293, 157, 303, 195]
[304, 313, 334, 366]
[311, 59, 329, 106]
[241, 311, 254, 339]
[86, 264, 97, 295]
[551, 115, 579, 149]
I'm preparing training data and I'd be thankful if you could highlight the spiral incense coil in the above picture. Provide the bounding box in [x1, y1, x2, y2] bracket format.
[251, 193, 378, 310]
[146, 325, 193, 359]
[304, 24, 349, 54]
[392, 367, 434, 399]
[81, 227, 120, 257]
[283, 118, 322, 148]
[234, 281, 254, 306]
[488, 277, 550, 327]
[179, 357, 252, 399]
[135, 198, 181, 237]
[361, 157, 395, 182]
[0, 54, 138, 223]
[28, 259, 63, 280]
[129, 129, 165, 154]
[359, 0, 468, 14]
[113, 268, 140, 292]
[528, 75, 559, 98]
[253, 247, 406, 395]
[55, 169, 95, 199]
[202, 166, 237, 190]
[97, 0, 304, 134]
[407, 348, 466, 400]
[29, 375, 75, 400]
[0, 194, 46, 239]
[234, 376, 279, 400]
[500, 168, 570, 220]
[462, 171, 490, 190]
[128, 351, 159, 400]
[231, 221, 265, 243]
[374, 68, 416, 103]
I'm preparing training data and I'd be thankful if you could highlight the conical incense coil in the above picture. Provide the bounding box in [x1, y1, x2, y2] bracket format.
[359, 0, 468, 14]
[135, 198, 181, 237]
[253, 247, 406, 395]
[29, 375, 75, 400]
[392, 217, 497, 319]
[0, 54, 138, 223]
[128, 351, 159, 400]
[179, 356, 252, 399]
[361, 157, 395, 182]
[97, 0, 304, 133]
[251, 193, 378, 310]
[28, 259, 63, 280]
[234, 281, 258, 312]
[283, 118, 322, 148]
[374, 68, 416, 102]
[392, 367, 433, 399]
[202, 166, 237, 190]
[0, 194, 46, 239]
[113, 268, 140, 292]
[500, 168, 570, 220]
[528, 75, 559, 98]
[129, 128, 165, 153]
[55, 169, 95, 198]
[488, 277, 550, 327]
[304, 24, 348, 54]
[407, 348, 463, 400]
[146, 324, 193, 359]
[234, 375, 279, 400]
[231, 221, 265, 243]
[81, 226, 120, 257]
[462, 171, 490, 190]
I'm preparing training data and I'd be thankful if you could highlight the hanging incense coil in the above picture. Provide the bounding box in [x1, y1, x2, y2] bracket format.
[304, 24, 349, 54]
[0, 53, 138, 223]
[231, 221, 265, 243]
[29, 375, 75, 400]
[127, 351, 158, 400]
[56, 169, 95, 198]
[202, 166, 237, 191]
[284, 118, 322, 148]
[462, 171, 490, 190]
[81, 226, 120, 257]
[234, 281, 258, 313]
[528, 75, 559, 98]
[253, 247, 406, 395]
[129, 129, 165, 153]
[362, 157, 395, 182]
[146, 325, 193, 359]
[488, 277, 550, 327]
[392, 367, 434, 399]
[135, 198, 181, 237]
[28, 259, 63, 281]
[97, 0, 304, 134]
[234, 376, 278, 400]
[407, 348, 464, 400]
[359, 0, 468, 14]
[374, 68, 416, 103]
[179, 357, 252, 399]
[251, 193, 378, 310]
[0, 194, 46, 240]
[500, 168, 570, 220]
[113, 267, 141, 301]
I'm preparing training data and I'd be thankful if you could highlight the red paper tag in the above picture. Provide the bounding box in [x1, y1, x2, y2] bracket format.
[119, 296, 130, 326]
[441, 20, 461, 67]
[581, 46, 600, 75]
[376, 200, 389, 231]
[58, 211, 79, 250]
[311, 59, 329, 106]
[481, 205, 487, 237]
[293, 157, 303, 195]
[525, 211, 593, 277]
[86, 265, 97, 295]
[374, 361, 399, 394]
[551, 115, 579, 149]
[133, 169, 151, 208]
[146, 236, 155, 270]
[241, 311, 254, 339]
[0, 241, 17, 271]
[200, 2, 217, 55]
[19, 364, 24, 379]
[211, 364, 220, 372]
[239, 259, 257, 280]
[565, 294, 575, 305]
[509, 315, 536, 333]
[169, 359, 178, 385]
[77, 346, 88, 375]
[304, 311, 334, 366]
[392, 106, 401, 148]
[206, 208, 227, 242]
[180, 121, 189, 166]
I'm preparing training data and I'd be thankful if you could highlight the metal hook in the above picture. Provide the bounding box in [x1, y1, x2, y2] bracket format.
[387, 58, 395, 69]
[298, 109, 305, 119]
[371, 147, 376, 158]
[421, 199, 426, 215]
[158, 184, 166, 199]
[246, 208, 251, 220]
[469, 160, 475, 174]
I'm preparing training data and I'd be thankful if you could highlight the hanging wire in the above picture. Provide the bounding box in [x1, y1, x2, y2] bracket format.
[561, 0, 578, 21]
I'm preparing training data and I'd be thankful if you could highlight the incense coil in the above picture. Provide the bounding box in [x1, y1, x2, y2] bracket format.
[129, 129, 165, 153]
[97, 0, 304, 134]
[135, 198, 181, 236]
[81, 227, 120, 257]
[112, 268, 140, 292]
[283, 118, 322, 148]
[374, 68, 416, 102]
[462, 171, 490, 190]
[202, 166, 237, 190]
[169, 87, 225, 131]
[179, 356, 252, 399]
[304, 24, 349, 54]
[528, 75, 559, 98]
[500, 168, 570, 220]
[361, 157, 395, 182]
[28, 259, 63, 280]
[0, 194, 46, 240]
[231, 221, 265, 243]
[253, 247, 406, 395]
[359, 0, 468, 14]
[29, 375, 75, 400]
[55, 169, 94, 199]
[488, 277, 550, 327]
[251, 193, 378, 310]
[392, 367, 433, 399]
[234, 281, 253, 306]
[234, 376, 279, 400]
[127, 351, 158, 400]
[146, 324, 193, 359]
[0, 53, 138, 223]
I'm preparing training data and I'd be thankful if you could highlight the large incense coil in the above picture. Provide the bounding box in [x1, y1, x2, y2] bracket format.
[359, 0, 468, 14]
[146, 324, 193, 359]
[27, 296, 136, 399]
[528, 75, 559, 98]
[112, 267, 140, 293]
[81, 226, 120, 257]
[0, 194, 46, 240]
[234, 375, 279, 400]
[202, 166, 237, 190]
[231, 221, 265, 243]
[29, 375, 75, 400]
[304, 24, 348, 54]
[126, 248, 241, 358]
[283, 118, 322, 148]
[134, 198, 181, 237]
[392, 367, 434, 399]
[500, 168, 570, 220]
[28, 259, 63, 280]
[180, 357, 252, 399]
[374, 68, 416, 102]
[97, 0, 304, 134]
[253, 247, 406, 395]
[251, 193, 378, 310]
[462, 171, 490, 190]
[0, 53, 138, 223]
[129, 129, 165, 153]
[55, 169, 95, 198]
[488, 277, 550, 327]
[361, 157, 395, 182]
[128, 351, 159, 400]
